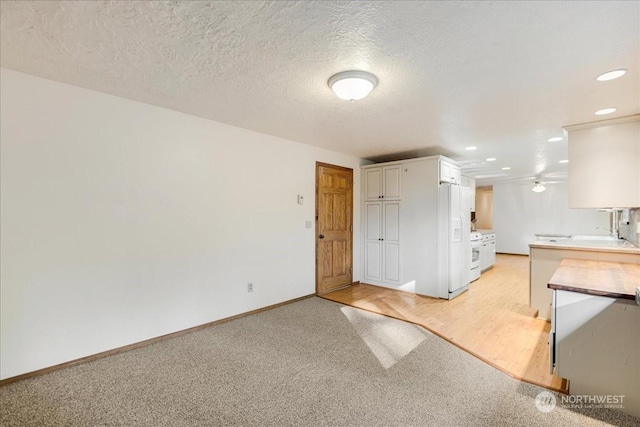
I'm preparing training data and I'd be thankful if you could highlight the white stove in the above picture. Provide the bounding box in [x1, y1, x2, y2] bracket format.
[470, 231, 482, 282]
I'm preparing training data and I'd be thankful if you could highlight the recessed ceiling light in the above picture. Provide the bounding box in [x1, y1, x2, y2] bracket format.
[559, 160, 569, 164]
[595, 108, 616, 116]
[465, 146, 477, 151]
[596, 69, 627, 81]
[548, 137, 563, 142]
[502, 167, 511, 170]
[486, 157, 496, 162]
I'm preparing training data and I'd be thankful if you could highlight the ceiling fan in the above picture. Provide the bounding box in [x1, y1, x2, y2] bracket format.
[527, 175, 564, 192]
[501, 173, 565, 192]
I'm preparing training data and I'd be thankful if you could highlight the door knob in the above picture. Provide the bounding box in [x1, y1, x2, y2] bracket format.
[319, 234, 325, 239]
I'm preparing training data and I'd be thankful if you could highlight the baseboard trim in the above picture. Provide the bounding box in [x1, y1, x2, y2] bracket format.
[0, 294, 315, 387]
[316, 281, 359, 295]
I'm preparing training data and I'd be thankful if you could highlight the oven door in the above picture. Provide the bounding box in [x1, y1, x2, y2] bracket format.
[471, 242, 481, 269]
[470, 241, 481, 282]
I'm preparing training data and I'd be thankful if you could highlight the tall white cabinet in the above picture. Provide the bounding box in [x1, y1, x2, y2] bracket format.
[363, 164, 402, 285]
[361, 156, 469, 297]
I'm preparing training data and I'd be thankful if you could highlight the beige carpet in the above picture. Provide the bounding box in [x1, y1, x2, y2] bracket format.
[0, 297, 636, 426]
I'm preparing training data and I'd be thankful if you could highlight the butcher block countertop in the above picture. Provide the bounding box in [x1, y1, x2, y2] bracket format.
[548, 258, 640, 301]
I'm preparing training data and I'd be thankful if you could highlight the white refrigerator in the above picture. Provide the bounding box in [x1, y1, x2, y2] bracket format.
[416, 183, 471, 299]
[436, 183, 471, 299]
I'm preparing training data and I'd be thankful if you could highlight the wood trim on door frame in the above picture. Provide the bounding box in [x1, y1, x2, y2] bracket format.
[315, 162, 354, 294]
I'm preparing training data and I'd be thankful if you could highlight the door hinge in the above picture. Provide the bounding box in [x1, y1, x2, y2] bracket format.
[350, 267, 353, 272]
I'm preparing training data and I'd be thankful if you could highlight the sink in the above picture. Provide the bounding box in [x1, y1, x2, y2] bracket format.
[571, 235, 619, 241]
[568, 237, 636, 249]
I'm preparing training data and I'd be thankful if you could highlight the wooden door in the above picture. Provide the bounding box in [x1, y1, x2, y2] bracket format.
[316, 162, 353, 294]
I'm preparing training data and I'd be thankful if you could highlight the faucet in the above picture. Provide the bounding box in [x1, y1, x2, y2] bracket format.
[596, 226, 620, 239]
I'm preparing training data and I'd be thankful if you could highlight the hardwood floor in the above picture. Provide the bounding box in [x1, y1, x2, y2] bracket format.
[320, 253, 569, 393]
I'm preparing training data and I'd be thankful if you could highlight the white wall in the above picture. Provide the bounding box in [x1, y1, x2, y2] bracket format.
[0, 69, 363, 379]
[493, 181, 609, 255]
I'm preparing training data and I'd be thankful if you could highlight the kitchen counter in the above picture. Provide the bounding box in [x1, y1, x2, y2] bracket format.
[548, 258, 640, 301]
[529, 239, 640, 320]
[476, 229, 494, 234]
[529, 238, 640, 254]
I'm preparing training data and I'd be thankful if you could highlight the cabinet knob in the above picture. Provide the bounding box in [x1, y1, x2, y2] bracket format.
[319, 234, 325, 239]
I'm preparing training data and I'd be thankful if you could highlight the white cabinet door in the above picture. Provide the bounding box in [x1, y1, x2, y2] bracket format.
[364, 168, 382, 201]
[488, 240, 496, 267]
[567, 117, 640, 208]
[364, 165, 402, 200]
[382, 165, 401, 200]
[480, 242, 489, 270]
[553, 290, 640, 417]
[440, 161, 452, 183]
[364, 201, 401, 285]
[440, 161, 461, 185]
[461, 175, 476, 212]
[364, 203, 382, 281]
[451, 165, 461, 185]
[382, 202, 401, 283]
[469, 178, 476, 212]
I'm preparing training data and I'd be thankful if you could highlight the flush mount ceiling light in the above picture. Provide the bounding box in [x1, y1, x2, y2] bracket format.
[486, 157, 496, 162]
[465, 146, 477, 151]
[595, 108, 617, 115]
[597, 69, 627, 81]
[328, 70, 378, 101]
[502, 166, 511, 170]
[559, 159, 569, 164]
[532, 181, 546, 193]
[548, 137, 563, 142]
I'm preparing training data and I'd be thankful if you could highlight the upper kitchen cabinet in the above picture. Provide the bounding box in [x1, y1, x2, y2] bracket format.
[440, 160, 461, 185]
[566, 115, 640, 208]
[461, 175, 476, 212]
[364, 165, 402, 201]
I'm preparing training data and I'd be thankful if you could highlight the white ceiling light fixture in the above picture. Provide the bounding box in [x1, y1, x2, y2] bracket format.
[559, 159, 569, 164]
[595, 108, 617, 115]
[465, 146, 477, 151]
[597, 69, 627, 81]
[548, 137, 563, 142]
[486, 157, 496, 162]
[532, 181, 546, 193]
[502, 166, 511, 170]
[328, 70, 378, 101]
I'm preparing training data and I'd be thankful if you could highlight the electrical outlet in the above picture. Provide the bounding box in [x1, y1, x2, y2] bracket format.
[247, 283, 253, 292]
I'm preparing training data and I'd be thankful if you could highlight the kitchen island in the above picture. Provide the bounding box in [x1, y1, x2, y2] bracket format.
[529, 237, 640, 320]
[548, 258, 640, 418]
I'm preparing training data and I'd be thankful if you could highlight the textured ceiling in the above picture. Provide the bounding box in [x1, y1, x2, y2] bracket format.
[1, 1, 639, 185]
